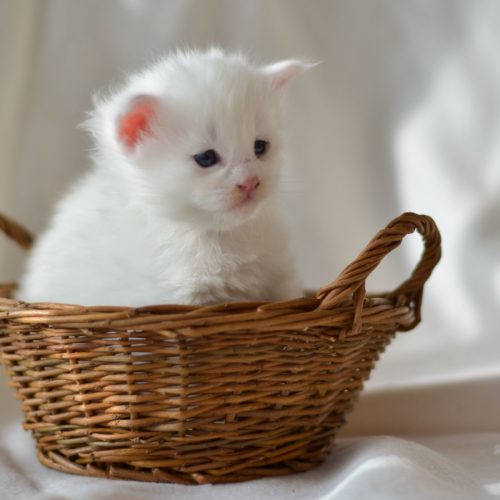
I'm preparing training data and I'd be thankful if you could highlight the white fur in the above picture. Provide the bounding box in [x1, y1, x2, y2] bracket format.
[18, 48, 306, 306]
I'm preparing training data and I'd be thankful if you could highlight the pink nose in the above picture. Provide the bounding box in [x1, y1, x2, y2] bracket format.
[236, 176, 261, 193]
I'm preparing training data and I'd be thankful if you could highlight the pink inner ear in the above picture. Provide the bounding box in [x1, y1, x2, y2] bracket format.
[272, 75, 290, 90]
[118, 98, 156, 150]
[263, 60, 311, 91]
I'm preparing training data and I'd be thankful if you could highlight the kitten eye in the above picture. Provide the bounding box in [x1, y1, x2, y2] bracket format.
[193, 149, 220, 168]
[254, 139, 269, 157]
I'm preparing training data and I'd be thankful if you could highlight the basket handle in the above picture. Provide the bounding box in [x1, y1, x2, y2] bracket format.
[0, 213, 34, 250]
[316, 212, 441, 330]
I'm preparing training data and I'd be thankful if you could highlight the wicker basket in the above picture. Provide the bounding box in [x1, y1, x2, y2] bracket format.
[0, 212, 440, 485]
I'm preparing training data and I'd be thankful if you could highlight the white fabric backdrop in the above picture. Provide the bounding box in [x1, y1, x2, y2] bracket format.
[0, 0, 499, 498]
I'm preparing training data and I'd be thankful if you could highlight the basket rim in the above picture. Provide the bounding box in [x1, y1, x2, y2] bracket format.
[0, 211, 441, 334]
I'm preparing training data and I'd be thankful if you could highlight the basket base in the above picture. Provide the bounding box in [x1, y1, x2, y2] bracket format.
[36, 446, 330, 485]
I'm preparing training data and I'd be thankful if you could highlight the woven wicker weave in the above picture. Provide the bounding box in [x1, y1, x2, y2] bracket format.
[0, 212, 440, 484]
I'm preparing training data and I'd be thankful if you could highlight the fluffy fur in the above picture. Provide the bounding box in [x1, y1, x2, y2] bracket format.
[18, 48, 308, 306]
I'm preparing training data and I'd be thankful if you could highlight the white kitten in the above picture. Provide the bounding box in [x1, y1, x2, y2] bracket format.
[18, 48, 308, 306]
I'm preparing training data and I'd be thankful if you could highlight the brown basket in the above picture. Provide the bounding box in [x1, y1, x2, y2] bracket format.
[0, 212, 440, 485]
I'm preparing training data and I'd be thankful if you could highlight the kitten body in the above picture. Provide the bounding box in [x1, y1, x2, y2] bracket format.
[18, 49, 305, 306]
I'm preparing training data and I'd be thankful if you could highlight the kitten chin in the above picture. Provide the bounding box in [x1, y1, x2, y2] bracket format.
[18, 48, 311, 306]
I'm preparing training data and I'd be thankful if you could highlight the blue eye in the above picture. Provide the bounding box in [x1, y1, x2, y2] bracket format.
[194, 149, 220, 168]
[254, 139, 268, 157]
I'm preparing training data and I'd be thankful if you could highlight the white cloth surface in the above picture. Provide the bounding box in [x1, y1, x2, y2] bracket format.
[1, 0, 500, 498]
[0, 422, 496, 500]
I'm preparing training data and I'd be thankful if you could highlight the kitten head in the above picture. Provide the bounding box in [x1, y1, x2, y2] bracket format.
[86, 48, 312, 230]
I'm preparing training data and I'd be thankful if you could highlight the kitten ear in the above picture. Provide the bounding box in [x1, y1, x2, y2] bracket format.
[116, 94, 158, 152]
[262, 60, 318, 90]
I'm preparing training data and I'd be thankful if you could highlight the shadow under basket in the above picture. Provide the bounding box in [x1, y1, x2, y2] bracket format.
[0, 212, 441, 485]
